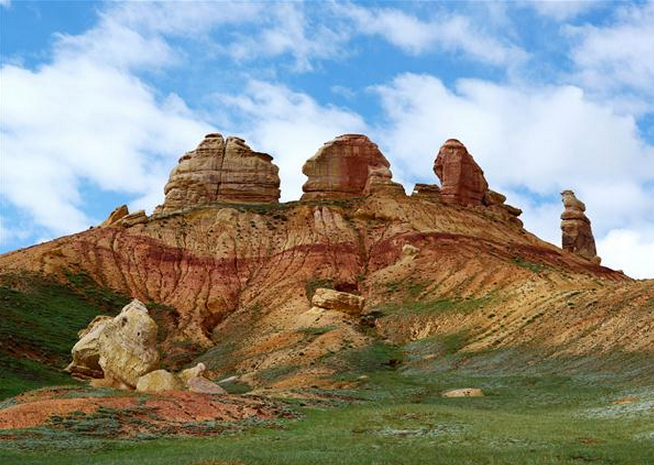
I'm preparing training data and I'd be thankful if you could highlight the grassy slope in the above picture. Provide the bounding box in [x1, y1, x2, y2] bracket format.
[1, 343, 652, 465]
[0, 273, 128, 399]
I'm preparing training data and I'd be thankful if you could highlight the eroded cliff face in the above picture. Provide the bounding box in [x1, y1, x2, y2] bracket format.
[2, 193, 644, 386]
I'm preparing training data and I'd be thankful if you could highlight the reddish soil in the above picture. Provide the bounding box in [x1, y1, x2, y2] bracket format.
[0, 387, 286, 432]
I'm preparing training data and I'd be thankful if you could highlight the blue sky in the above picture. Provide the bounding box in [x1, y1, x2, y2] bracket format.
[1, 0, 653, 277]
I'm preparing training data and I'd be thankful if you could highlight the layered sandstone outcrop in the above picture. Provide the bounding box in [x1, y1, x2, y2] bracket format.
[561, 190, 600, 264]
[311, 288, 365, 316]
[100, 205, 129, 227]
[482, 189, 523, 227]
[434, 139, 488, 206]
[411, 183, 441, 201]
[432, 139, 522, 226]
[155, 133, 280, 213]
[301, 134, 404, 200]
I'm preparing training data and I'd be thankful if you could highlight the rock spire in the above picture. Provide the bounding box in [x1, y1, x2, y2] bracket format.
[433, 139, 488, 206]
[560, 190, 600, 264]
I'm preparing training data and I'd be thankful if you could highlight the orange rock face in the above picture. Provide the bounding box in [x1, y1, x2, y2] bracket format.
[434, 139, 488, 206]
[155, 134, 280, 213]
[561, 190, 600, 264]
[301, 134, 404, 200]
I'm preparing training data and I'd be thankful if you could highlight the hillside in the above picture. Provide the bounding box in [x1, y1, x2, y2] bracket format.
[0, 134, 652, 464]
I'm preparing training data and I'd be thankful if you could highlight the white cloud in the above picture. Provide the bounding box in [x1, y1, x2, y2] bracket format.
[371, 73, 654, 277]
[218, 81, 367, 201]
[566, 2, 654, 102]
[0, 5, 216, 236]
[528, 1, 601, 21]
[335, 2, 527, 66]
[0, 0, 10, 9]
[225, 3, 349, 72]
[598, 227, 654, 279]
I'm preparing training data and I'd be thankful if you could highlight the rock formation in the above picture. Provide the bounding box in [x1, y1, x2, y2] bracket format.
[179, 362, 207, 384]
[434, 139, 488, 206]
[411, 183, 441, 201]
[118, 209, 148, 227]
[561, 190, 600, 264]
[67, 303, 233, 393]
[401, 244, 420, 260]
[155, 133, 280, 213]
[100, 205, 129, 227]
[136, 369, 182, 392]
[97, 299, 160, 388]
[301, 134, 404, 200]
[311, 288, 365, 316]
[432, 139, 522, 226]
[187, 377, 228, 394]
[66, 315, 113, 378]
[482, 189, 523, 227]
[99, 206, 148, 228]
[441, 388, 485, 398]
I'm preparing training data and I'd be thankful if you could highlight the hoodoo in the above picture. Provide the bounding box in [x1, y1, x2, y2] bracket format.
[154, 133, 280, 214]
[301, 134, 404, 200]
[561, 190, 601, 264]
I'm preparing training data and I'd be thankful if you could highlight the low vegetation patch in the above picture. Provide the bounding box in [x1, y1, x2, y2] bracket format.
[297, 326, 336, 336]
[512, 255, 545, 273]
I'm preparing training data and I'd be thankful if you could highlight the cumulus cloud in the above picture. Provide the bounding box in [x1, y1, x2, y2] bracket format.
[226, 3, 350, 72]
[598, 227, 654, 279]
[371, 73, 654, 276]
[0, 4, 217, 236]
[218, 80, 367, 201]
[565, 1, 654, 106]
[334, 2, 527, 66]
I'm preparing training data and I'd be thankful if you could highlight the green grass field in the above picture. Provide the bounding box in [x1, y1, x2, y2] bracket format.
[1, 344, 652, 465]
[1, 369, 652, 465]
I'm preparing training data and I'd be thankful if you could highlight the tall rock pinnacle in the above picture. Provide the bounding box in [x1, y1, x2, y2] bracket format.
[433, 139, 489, 206]
[560, 190, 601, 264]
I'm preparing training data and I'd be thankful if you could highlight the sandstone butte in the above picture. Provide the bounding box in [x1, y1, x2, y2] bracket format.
[154, 133, 280, 214]
[301, 134, 405, 200]
[1, 132, 652, 393]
